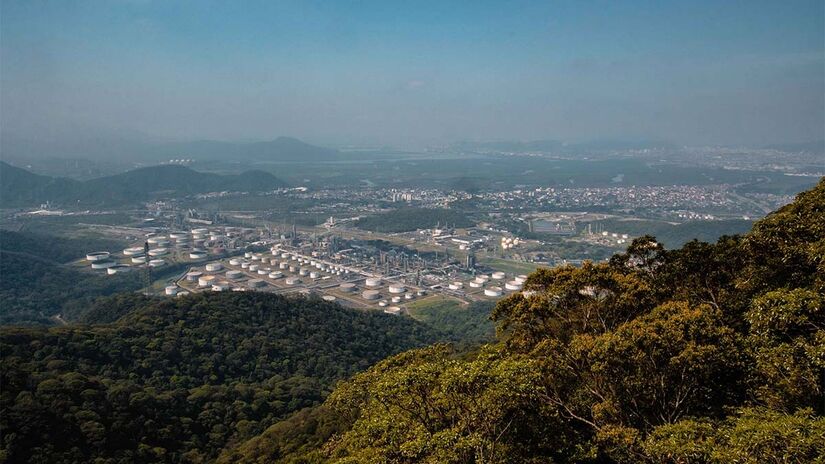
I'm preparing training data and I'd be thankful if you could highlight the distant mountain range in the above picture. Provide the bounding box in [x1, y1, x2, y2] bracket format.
[0, 161, 287, 207]
[1, 134, 341, 162]
[451, 138, 678, 153]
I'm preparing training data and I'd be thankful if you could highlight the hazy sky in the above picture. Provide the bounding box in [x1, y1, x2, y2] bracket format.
[1, 0, 823, 147]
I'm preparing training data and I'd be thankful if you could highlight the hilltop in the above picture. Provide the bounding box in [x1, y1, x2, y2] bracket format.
[0, 161, 287, 207]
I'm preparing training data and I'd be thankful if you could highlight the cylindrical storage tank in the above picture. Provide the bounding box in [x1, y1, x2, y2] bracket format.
[384, 306, 402, 315]
[505, 281, 523, 291]
[244, 252, 252, 258]
[404, 293, 414, 300]
[148, 248, 168, 257]
[309, 272, 319, 279]
[515, 275, 528, 284]
[210, 234, 224, 241]
[190, 251, 207, 260]
[484, 286, 503, 297]
[285, 277, 301, 285]
[169, 232, 188, 240]
[492, 271, 506, 280]
[193, 239, 205, 247]
[268, 271, 283, 279]
[192, 233, 205, 240]
[147, 236, 166, 245]
[270, 258, 279, 265]
[299, 268, 309, 276]
[322, 295, 336, 302]
[281, 252, 289, 259]
[186, 271, 202, 281]
[287, 265, 296, 273]
[365, 278, 381, 287]
[86, 251, 110, 262]
[107, 264, 132, 275]
[229, 258, 242, 266]
[362, 290, 380, 300]
[474, 276, 489, 284]
[198, 275, 216, 287]
[91, 260, 115, 270]
[226, 270, 243, 280]
[241, 262, 250, 269]
[177, 291, 190, 297]
[212, 282, 231, 292]
[249, 264, 259, 272]
[131, 256, 147, 264]
[388, 285, 406, 294]
[205, 262, 223, 272]
[248, 279, 266, 288]
[340, 283, 357, 292]
[193, 228, 209, 235]
[123, 247, 144, 256]
[469, 281, 482, 288]
[279, 262, 289, 270]
[149, 259, 165, 267]
[391, 296, 402, 303]
[291, 255, 298, 261]
[257, 268, 268, 275]
[251, 255, 261, 261]
[165, 286, 178, 296]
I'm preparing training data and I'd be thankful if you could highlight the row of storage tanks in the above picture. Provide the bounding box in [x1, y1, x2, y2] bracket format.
[86, 251, 165, 274]
[443, 272, 528, 297]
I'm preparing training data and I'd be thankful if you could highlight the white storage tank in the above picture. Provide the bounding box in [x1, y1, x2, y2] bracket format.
[469, 281, 482, 288]
[492, 271, 506, 280]
[515, 275, 528, 284]
[205, 262, 223, 272]
[268, 271, 284, 279]
[505, 281, 523, 291]
[365, 278, 381, 287]
[123, 247, 144, 256]
[285, 277, 301, 285]
[131, 256, 147, 264]
[241, 262, 251, 269]
[149, 259, 165, 267]
[340, 283, 357, 292]
[384, 306, 402, 315]
[309, 272, 319, 279]
[190, 251, 207, 259]
[229, 258, 242, 266]
[226, 270, 243, 280]
[391, 296, 402, 303]
[86, 251, 110, 262]
[212, 282, 231, 292]
[362, 290, 381, 300]
[279, 262, 289, 270]
[299, 268, 309, 276]
[198, 275, 217, 287]
[388, 285, 406, 294]
[91, 260, 116, 270]
[257, 269, 268, 275]
[107, 264, 132, 275]
[248, 279, 266, 288]
[165, 286, 178, 296]
[249, 264, 260, 272]
[484, 286, 503, 297]
[322, 295, 336, 302]
[148, 248, 168, 257]
[186, 271, 203, 281]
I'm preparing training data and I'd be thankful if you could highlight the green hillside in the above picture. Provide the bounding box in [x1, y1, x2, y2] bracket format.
[0, 292, 443, 463]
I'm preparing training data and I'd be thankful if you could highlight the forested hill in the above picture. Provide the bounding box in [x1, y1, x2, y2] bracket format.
[0, 292, 443, 463]
[0, 161, 287, 207]
[223, 178, 825, 463]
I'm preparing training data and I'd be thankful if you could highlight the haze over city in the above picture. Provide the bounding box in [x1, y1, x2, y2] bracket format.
[2, 0, 823, 149]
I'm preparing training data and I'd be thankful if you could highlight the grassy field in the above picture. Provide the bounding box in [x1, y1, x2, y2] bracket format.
[478, 257, 544, 276]
[407, 294, 465, 318]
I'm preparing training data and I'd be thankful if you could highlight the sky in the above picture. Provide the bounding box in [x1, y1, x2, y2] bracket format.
[1, 0, 823, 148]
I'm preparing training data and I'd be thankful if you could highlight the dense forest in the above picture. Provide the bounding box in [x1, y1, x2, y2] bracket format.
[353, 208, 474, 233]
[221, 179, 824, 463]
[0, 293, 444, 463]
